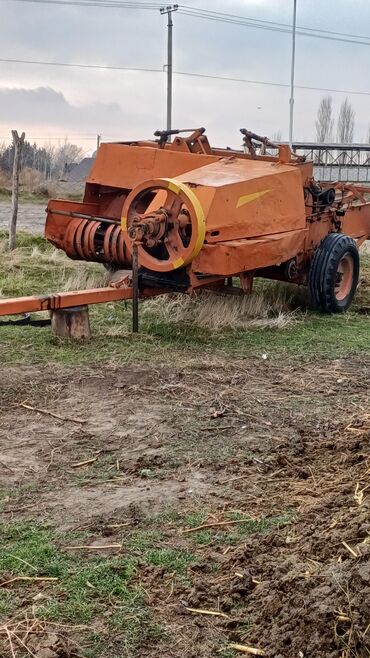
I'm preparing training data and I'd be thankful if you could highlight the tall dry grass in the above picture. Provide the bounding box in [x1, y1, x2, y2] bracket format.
[143, 283, 305, 330]
[1, 232, 307, 329]
[0, 235, 108, 298]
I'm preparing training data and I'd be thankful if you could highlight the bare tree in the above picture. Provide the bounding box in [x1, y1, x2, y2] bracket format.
[337, 98, 355, 143]
[51, 139, 84, 179]
[315, 96, 334, 143]
[271, 129, 282, 142]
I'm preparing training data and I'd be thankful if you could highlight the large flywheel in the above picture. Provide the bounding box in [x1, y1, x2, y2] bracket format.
[121, 178, 206, 272]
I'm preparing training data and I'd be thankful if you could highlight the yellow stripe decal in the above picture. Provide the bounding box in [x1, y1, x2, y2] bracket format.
[121, 216, 127, 231]
[183, 189, 205, 266]
[172, 257, 185, 269]
[167, 181, 180, 194]
[236, 189, 271, 209]
[163, 177, 206, 268]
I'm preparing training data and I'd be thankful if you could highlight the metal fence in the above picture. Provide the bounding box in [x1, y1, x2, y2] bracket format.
[293, 143, 370, 183]
[264, 142, 370, 183]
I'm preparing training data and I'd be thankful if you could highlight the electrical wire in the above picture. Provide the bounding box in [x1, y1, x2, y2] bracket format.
[5, 0, 164, 7]
[1, 56, 370, 97]
[6, 0, 370, 47]
[181, 5, 370, 42]
[179, 8, 370, 47]
[175, 69, 370, 97]
[0, 57, 163, 72]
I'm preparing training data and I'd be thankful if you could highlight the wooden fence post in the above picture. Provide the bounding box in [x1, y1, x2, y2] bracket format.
[9, 130, 25, 250]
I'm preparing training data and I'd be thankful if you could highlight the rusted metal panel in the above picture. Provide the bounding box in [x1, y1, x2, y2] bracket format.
[176, 159, 306, 242]
[86, 143, 219, 190]
[193, 230, 307, 276]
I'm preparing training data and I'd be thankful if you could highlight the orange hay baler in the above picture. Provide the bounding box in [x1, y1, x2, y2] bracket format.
[1, 128, 370, 328]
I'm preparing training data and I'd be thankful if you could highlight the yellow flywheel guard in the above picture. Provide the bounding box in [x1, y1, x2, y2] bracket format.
[121, 177, 206, 272]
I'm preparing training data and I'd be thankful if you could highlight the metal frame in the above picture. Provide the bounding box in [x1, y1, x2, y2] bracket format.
[264, 143, 370, 182]
[0, 286, 163, 317]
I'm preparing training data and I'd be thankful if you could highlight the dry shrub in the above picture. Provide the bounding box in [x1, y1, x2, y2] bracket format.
[36, 180, 84, 199]
[61, 265, 109, 291]
[143, 284, 304, 330]
[20, 167, 43, 192]
[36, 180, 59, 198]
[0, 168, 11, 189]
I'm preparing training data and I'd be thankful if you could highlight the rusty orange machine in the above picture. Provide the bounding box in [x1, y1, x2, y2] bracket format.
[1, 128, 370, 330]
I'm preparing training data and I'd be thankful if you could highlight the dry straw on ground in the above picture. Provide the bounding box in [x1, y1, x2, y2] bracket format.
[143, 286, 304, 330]
[0, 613, 88, 658]
[1, 233, 306, 329]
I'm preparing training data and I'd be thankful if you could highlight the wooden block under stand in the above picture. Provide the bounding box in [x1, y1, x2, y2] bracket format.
[51, 305, 91, 340]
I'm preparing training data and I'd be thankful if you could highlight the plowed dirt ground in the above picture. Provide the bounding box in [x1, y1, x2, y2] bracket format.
[1, 354, 369, 658]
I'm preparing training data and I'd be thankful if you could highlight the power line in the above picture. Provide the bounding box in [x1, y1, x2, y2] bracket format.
[7, 0, 370, 47]
[2, 56, 370, 97]
[182, 5, 370, 42]
[5, 0, 163, 7]
[176, 70, 370, 97]
[0, 57, 163, 72]
[179, 8, 370, 47]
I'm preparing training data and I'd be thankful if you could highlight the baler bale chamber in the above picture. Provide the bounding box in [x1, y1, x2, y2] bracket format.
[45, 128, 370, 318]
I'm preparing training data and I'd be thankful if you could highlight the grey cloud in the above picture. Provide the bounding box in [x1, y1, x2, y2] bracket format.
[0, 0, 370, 147]
[0, 86, 124, 129]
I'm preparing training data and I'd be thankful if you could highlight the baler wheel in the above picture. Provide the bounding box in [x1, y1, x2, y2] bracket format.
[309, 233, 359, 313]
[121, 178, 206, 273]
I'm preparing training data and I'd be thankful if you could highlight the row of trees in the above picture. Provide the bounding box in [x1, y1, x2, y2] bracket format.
[315, 96, 357, 143]
[0, 139, 84, 180]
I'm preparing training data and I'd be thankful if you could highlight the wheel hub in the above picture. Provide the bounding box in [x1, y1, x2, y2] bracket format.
[335, 253, 354, 301]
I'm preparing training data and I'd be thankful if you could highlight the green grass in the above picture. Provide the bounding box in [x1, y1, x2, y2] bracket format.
[0, 187, 47, 203]
[0, 508, 294, 654]
[143, 547, 196, 574]
[0, 521, 169, 654]
[183, 510, 208, 528]
[0, 521, 196, 651]
[185, 510, 293, 546]
[123, 528, 197, 574]
[0, 232, 369, 366]
[0, 483, 42, 511]
[125, 529, 165, 550]
[143, 507, 293, 547]
[0, 187, 82, 203]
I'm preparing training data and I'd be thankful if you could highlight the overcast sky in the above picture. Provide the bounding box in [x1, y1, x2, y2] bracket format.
[1, 0, 370, 154]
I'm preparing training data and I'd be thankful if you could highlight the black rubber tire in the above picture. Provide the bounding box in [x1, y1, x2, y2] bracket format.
[308, 233, 359, 313]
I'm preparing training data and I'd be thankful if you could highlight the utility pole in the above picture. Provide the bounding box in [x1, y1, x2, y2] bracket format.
[288, 0, 297, 149]
[160, 4, 178, 135]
